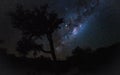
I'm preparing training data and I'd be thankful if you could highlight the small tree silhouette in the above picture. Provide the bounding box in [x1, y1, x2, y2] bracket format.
[9, 4, 63, 61]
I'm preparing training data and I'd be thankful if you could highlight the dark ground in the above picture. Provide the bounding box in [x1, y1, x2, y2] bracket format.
[0, 42, 120, 75]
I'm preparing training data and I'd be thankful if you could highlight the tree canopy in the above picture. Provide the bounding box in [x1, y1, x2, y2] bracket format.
[9, 4, 63, 61]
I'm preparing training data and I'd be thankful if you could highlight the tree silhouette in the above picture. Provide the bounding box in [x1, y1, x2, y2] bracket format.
[9, 4, 63, 61]
[16, 37, 50, 57]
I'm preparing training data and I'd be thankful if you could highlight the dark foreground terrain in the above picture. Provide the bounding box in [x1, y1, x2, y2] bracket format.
[0, 43, 120, 75]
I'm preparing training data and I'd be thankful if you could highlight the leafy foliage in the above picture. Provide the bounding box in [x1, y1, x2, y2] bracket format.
[9, 4, 63, 36]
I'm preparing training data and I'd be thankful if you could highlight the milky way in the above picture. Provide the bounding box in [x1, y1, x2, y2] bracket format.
[53, 0, 99, 54]
[0, 0, 119, 59]
[15, 0, 100, 58]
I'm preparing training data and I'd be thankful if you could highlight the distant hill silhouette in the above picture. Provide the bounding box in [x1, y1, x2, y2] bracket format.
[67, 42, 120, 71]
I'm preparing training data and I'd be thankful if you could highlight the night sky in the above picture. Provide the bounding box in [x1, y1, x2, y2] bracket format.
[0, 0, 120, 58]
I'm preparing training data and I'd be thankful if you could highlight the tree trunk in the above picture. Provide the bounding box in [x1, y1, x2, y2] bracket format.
[47, 33, 57, 61]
